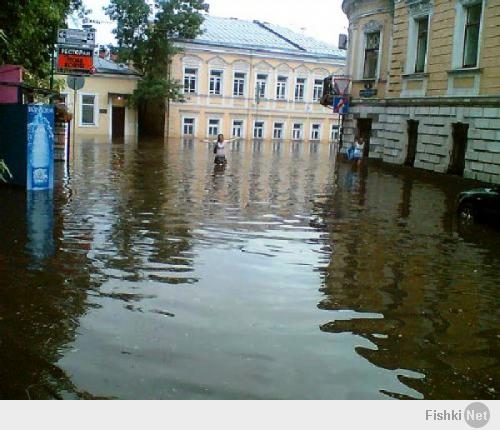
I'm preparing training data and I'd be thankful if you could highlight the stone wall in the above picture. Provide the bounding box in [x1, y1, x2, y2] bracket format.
[343, 103, 500, 184]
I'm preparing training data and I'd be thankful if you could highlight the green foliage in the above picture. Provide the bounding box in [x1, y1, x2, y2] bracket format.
[0, 159, 12, 183]
[106, 0, 207, 104]
[104, 0, 150, 67]
[0, 1, 85, 82]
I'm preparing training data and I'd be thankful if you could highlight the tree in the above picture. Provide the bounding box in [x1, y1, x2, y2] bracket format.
[105, 0, 207, 105]
[0, 1, 86, 86]
[104, 0, 150, 68]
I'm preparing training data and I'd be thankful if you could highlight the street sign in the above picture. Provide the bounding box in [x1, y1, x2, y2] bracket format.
[57, 28, 96, 47]
[333, 96, 349, 115]
[359, 88, 378, 98]
[67, 76, 85, 91]
[57, 47, 94, 74]
[333, 76, 351, 96]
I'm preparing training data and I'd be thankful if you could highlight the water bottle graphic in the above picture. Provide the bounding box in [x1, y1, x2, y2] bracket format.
[31, 109, 50, 187]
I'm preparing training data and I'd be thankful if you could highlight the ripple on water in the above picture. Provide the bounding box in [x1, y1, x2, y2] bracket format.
[0, 139, 498, 399]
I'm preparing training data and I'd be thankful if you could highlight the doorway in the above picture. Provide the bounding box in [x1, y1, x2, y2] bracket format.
[112, 106, 125, 139]
[448, 123, 469, 176]
[357, 118, 372, 157]
[405, 120, 419, 167]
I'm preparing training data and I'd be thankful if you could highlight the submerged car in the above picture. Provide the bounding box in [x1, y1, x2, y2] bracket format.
[456, 186, 500, 225]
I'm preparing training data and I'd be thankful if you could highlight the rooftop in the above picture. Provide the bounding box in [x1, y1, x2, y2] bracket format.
[180, 16, 346, 60]
[94, 56, 139, 76]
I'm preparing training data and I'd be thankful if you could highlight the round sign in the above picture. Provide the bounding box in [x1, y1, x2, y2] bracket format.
[66, 75, 85, 91]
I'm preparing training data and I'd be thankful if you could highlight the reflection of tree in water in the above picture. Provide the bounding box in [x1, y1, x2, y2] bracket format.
[0, 143, 197, 399]
[96, 146, 196, 285]
[312, 161, 499, 399]
[0, 187, 106, 399]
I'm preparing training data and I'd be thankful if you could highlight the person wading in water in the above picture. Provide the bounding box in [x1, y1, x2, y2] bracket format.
[206, 134, 238, 165]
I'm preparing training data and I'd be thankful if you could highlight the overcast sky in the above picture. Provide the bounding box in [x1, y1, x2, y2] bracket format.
[79, 0, 348, 47]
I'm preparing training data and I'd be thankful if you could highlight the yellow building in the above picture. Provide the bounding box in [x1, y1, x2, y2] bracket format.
[342, 0, 500, 184]
[168, 16, 346, 144]
[57, 56, 140, 141]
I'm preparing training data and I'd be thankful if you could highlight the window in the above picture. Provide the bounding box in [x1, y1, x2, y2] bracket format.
[183, 118, 195, 135]
[232, 120, 244, 138]
[81, 94, 96, 125]
[184, 68, 197, 94]
[209, 70, 223, 95]
[363, 32, 380, 79]
[330, 124, 339, 141]
[256, 74, 267, 99]
[233, 72, 246, 96]
[313, 79, 323, 102]
[295, 78, 306, 101]
[463, 3, 482, 68]
[292, 123, 303, 140]
[276, 76, 287, 100]
[310, 124, 321, 140]
[208, 119, 220, 137]
[414, 16, 429, 73]
[253, 121, 264, 139]
[273, 122, 284, 139]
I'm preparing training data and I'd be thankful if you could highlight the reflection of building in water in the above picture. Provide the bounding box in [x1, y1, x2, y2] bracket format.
[313, 161, 499, 399]
[168, 140, 337, 221]
[169, 16, 345, 143]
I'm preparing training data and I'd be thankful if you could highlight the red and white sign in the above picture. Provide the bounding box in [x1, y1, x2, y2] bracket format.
[57, 47, 94, 73]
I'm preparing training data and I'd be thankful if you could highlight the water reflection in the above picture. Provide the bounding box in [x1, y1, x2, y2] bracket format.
[27, 190, 55, 264]
[0, 139, 498, 399]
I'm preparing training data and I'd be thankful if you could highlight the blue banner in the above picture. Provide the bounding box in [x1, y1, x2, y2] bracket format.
[27, 105, 54, 190]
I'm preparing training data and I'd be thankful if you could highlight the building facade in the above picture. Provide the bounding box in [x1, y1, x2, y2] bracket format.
[57, 56, 140, 141]
[168, 16, 346, 143]
[342, 0, 500, 184]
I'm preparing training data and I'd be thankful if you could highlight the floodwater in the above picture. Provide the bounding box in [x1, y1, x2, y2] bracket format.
[0, 138, 498, 400]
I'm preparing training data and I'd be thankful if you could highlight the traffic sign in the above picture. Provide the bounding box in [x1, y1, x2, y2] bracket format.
[333, 96, 349, 114]
[57, 28, 96, 47]
[67, 76, 85, 91]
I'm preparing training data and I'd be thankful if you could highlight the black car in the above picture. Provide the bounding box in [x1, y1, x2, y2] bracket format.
[457, 186, 500, 225]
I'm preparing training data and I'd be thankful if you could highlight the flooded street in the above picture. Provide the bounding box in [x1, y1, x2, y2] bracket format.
[0, 138, 498, 399]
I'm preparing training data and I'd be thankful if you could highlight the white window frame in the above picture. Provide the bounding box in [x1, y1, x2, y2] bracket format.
[79, 93, 98, 127]
[209, 69, 223, 96]
[182, 117, 196, 136]
[362, 31, 381, 79]
[451, 0, 485, 70]
[233, 71, 246, 97]
[253, 121, 265, 139]
[310, 123, 321, 141]
[232, 119, 245, 138]
[183, 67, 198, 95]
[273, 122, 285, 139]
[313, 79, 324, 102]
[256, 73, 268, 100]
[406, 12, 431, 74]
[207, 118, 221, 137]
[276, 76, 288, 100]
[294, 78, 306, 102]
[292, 123, 303, 140]
[330, 124, 339, 141]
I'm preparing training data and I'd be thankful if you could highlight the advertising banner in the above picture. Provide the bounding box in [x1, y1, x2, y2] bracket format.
[57, 47, 94, 73]
[27, 105, 54, 190]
